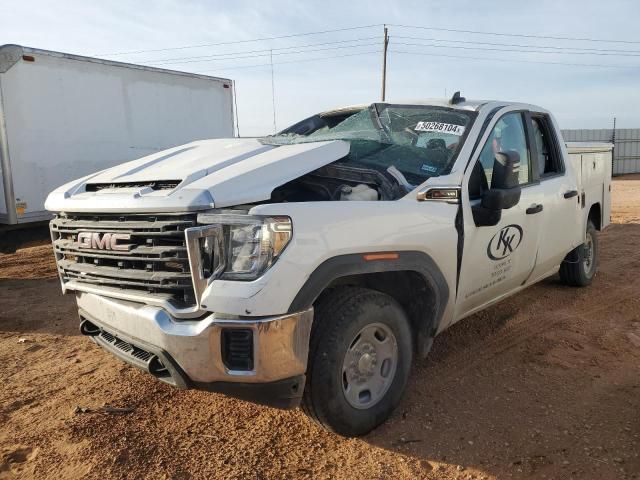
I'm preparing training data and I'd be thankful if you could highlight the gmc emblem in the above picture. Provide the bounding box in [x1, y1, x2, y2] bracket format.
[77, 232, 132, 251]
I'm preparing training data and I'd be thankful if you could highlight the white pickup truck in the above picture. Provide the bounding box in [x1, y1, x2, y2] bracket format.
[46, 95, 611, 436]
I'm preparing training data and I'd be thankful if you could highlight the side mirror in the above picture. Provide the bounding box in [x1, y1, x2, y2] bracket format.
[472, 150, 522, 227]
[481, 187, 521, 210]
[491, 150, 520, 190]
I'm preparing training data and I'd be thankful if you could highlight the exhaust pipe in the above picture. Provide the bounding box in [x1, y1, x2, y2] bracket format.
[79, 318, 100, 336]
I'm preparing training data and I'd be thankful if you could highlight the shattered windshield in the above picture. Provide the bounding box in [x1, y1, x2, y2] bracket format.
[260, 104, 476, 184]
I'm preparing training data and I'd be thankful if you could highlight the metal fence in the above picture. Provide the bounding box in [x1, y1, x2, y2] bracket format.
[561, 128, 640, 175]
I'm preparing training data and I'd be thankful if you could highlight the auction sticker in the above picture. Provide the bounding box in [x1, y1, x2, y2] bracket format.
[415, 121, 465, 136]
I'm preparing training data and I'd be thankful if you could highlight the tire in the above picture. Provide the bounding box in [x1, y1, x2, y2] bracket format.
[0, 233, 18, 254]
[559, 219, 598, 287]
[302, 287, 413, 436]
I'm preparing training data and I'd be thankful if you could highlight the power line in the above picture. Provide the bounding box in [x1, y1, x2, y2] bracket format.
[195, 50, 381, 73]
[389, 23, 640, 45]
[94, 23, 640, 61]
[393, 35, 640, 55]
[145, 36, 380, 64]
[390, 49, 640, 69]
[95, 24, 382, 57]
[392, 41, 640, 58]
[147, 41, 381, 66]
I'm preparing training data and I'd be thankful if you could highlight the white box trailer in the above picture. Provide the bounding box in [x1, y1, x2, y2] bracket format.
[0, 44, 235, 225]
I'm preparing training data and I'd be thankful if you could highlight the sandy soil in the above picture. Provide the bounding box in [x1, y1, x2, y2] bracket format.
[0, 176, 639, 480]
[611, 174, 640, 224]
[0, 244, 57, 280]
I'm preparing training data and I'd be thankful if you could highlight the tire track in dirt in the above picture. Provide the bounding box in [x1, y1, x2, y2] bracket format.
[439, 275, 639, 378]
[477, 282, 637, 359]
[433, 221, 640, 378]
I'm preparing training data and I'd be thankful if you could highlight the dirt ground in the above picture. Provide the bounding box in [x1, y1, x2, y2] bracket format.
[1, 176, 639, 480]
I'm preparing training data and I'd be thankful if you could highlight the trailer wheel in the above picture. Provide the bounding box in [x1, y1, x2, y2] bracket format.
[560, 219, 598, 287]
[0, 232, 17, 254]
[302, 287, 412, 436]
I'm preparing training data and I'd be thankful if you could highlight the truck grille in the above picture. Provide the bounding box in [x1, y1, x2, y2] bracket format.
[50, 212, 197, 306]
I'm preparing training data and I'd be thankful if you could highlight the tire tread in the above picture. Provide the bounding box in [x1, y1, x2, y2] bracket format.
[559, 219, 597, 287]
[302, 287, 411, 435]
[302, 287, 380, 430]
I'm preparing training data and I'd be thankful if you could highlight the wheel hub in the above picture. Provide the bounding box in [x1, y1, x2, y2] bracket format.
[357, 349, 377, 376]
[341, 323, 398, 409]
[583, 233, 594, 270]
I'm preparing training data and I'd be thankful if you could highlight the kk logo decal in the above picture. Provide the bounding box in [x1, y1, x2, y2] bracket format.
[487, 224, 523, 260]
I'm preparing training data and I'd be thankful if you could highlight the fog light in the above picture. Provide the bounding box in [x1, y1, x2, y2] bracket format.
[221, 328, 254, 371]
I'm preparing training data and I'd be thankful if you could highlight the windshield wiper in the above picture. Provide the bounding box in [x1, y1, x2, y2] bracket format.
[370, 103, 392, 143]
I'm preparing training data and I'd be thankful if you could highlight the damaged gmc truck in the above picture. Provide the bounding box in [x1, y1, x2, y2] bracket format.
[46, 95, 611, 435]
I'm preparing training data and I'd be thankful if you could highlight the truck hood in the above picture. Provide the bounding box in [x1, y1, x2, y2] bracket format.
[45, 138, 350, 212]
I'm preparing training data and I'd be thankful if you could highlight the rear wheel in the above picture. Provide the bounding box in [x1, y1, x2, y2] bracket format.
[302, 287, 413, 436]
[0, 232, 19, 253]
[560, 219, 598, 287]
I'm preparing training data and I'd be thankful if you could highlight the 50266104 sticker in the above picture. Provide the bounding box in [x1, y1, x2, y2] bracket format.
[415, 121, 466, 136]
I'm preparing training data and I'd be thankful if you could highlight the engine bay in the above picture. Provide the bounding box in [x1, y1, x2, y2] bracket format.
[270, 162, 410, 202]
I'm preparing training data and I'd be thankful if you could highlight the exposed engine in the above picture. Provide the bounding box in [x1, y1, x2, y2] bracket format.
[271, 163, 408, 202]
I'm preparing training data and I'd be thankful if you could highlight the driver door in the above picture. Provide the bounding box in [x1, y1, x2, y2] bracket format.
[454, 111, 545, 320]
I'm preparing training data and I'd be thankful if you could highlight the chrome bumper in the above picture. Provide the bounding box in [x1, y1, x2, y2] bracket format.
[75, 291, 313, 385]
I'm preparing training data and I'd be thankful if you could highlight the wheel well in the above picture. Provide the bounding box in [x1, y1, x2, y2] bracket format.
[316, 271, 437, 356]
[588, 203, 602, 230]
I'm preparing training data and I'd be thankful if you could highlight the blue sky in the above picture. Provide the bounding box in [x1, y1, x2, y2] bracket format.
[2, 0, 639, 136]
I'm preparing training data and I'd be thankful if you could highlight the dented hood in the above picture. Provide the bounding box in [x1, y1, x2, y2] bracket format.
[45, 138, 350, 212]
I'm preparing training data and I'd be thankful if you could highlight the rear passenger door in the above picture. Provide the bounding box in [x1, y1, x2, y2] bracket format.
[527, 114, 582, 281]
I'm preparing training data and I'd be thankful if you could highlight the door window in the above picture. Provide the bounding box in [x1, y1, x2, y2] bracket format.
[469, 112, 531, 199]
[532, 117, 564, 177]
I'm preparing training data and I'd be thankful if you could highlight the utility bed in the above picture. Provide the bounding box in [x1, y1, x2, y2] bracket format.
[566, 142, 613, 230]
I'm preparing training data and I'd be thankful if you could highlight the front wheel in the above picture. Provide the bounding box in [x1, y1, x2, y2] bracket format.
[302, 287, 413, 436]
[559, 219, 598, 287]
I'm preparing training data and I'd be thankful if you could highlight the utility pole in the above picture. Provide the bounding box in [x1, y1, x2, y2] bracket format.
[270, 49, 277, 133]
[612, 116, 617, 175]
[381, 25, 389, 101]
[232, 79, 240, 137]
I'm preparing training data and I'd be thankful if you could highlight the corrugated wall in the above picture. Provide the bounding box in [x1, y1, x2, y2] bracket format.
[561, 128, 640, 175]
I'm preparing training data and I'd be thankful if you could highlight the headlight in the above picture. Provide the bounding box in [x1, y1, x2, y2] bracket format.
[186, 213, 292, 287]
[224, 216, 292, 280]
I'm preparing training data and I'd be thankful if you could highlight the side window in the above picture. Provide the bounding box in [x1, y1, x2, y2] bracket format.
[469, 112, 531, 199]
[532, 116, 564, 177]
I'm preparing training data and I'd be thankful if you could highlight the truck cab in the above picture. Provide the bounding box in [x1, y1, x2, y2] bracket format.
[46, 96, 610, 436]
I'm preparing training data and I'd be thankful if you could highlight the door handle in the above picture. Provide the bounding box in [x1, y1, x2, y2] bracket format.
[526, 204, 543, 215]
[563, 190, 578, 199]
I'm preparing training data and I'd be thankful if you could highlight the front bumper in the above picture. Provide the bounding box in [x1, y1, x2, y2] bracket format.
[75, 291, 313, 408]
